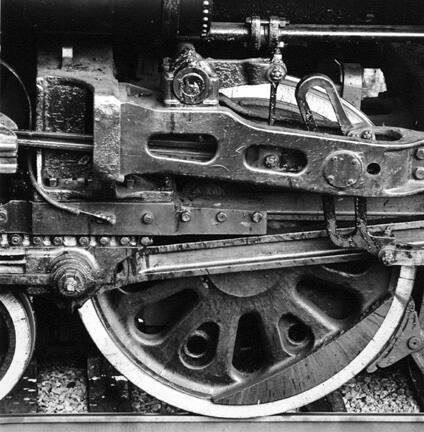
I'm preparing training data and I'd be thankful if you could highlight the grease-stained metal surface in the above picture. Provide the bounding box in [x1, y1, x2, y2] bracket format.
[4, 0, 424, 419]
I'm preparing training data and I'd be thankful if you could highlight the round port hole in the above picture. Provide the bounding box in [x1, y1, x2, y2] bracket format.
[367, 163, 381, 175]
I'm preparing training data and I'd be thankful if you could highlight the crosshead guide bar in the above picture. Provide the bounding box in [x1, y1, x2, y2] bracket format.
[2, 415, 424, 432]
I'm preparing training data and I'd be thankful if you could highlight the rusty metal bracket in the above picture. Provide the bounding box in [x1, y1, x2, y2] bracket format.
[322, 195, 393, 255]
[322, 194, 424, 266]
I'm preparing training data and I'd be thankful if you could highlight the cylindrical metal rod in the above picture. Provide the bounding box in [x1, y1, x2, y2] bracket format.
[209, 22, 424, 42]
[17, 131, 93, 152]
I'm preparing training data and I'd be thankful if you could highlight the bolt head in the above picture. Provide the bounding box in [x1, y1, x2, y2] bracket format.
[10, 235, 22, 246]
[120, 237, 130, 246]
[99, 236, 110, 246]
[251, 212, 264, 223]
[264, 154, 280, 169]
[142, 212, 155, 225]
[0, 211, 7, 223]
[415, 167, 424, 180]
[180, 211, 192, 223]
[216, 212, 227, 223]
[408, 336, 424, 351]
[417, 148, 424, 160]
[140, 237, 153, 246]
[32, 236, 42, 246]
[53, 237, 63, 246]
[79, 237, 90, 247]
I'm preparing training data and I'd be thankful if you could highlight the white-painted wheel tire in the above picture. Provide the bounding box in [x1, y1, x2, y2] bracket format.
[0, 291, 36, 400]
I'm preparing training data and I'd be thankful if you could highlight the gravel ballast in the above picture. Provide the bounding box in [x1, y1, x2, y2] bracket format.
[341, 365, 420, 413]
[37, 362, 88, 414]
[35, 359, 421, 414]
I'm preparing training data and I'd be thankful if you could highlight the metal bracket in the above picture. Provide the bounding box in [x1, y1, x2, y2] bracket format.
[322, 195, 393, 256]
[295, 73, 373, 138]
[368, 300, 424, 372]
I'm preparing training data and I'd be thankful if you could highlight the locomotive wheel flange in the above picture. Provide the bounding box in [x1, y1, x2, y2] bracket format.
[80, 261, 414, 418]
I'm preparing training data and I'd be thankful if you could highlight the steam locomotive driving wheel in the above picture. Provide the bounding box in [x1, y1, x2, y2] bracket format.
[4, 0, 424, 419]
[80, 262, 414, 417]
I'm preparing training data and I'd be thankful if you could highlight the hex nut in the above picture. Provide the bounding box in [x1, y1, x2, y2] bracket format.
[416, 148, 424, 160]
[32, 236, 42, 246]
[10, 234, 22, 246]
[140, 237, 153, 246]
[415, 167, 424, 180]
[120, 237, 131, 246]
[251, 212, 264, 223]
[216, 212, 227, 223]
[180, 211, 192, 223]
[79, 237, 90, 247]
[142, 212, 155, 224]
[99, 237, 110, 246]
[53, 237, 64, 246]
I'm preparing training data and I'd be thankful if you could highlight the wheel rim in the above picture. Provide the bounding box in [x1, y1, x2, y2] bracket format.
[80, 263, 414, 418]
[0, 291, 36, 400]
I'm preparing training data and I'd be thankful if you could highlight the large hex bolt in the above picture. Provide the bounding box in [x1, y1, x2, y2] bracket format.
[50, 252, 97, 299]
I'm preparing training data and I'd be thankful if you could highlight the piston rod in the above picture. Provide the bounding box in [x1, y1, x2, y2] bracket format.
[208, 22, 424, 43]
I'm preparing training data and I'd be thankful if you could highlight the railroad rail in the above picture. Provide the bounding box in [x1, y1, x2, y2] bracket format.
[2, 414, 424, 432]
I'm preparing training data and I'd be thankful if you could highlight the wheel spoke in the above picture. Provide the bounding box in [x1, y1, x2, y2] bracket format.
[211, 309, 241, 374]
[259, 314, 288, 362]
